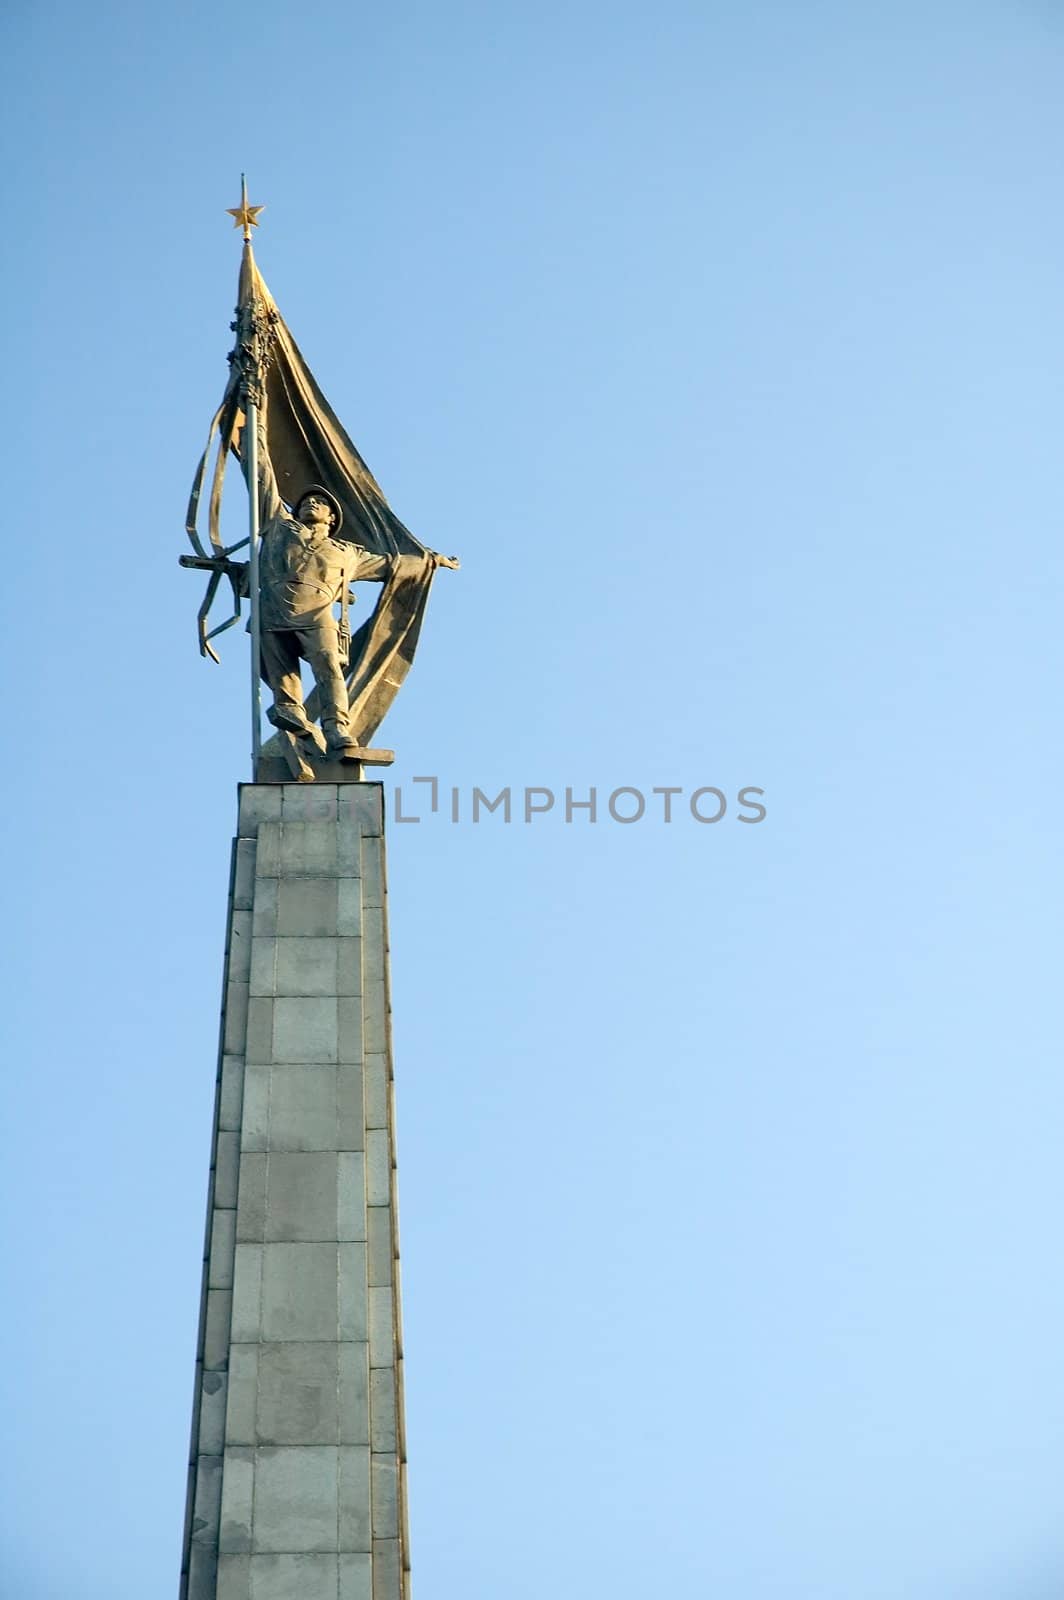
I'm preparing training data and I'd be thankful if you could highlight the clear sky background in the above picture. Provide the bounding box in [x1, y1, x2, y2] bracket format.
[2, 2, 1063, 1595]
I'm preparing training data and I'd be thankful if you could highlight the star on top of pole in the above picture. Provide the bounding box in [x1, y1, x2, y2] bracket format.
[227, 174, 264, 242]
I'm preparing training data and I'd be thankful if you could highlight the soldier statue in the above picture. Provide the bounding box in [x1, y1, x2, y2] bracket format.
[254, 459, 459, 756]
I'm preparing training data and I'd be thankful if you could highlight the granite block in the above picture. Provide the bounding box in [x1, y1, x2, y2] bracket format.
[362, 980, 387, 1055]
[371, 1454, 399, 1539]
[190, 1452, 223, 1543]
[240, 1067, 269, 1151]
[340, 1553, 373, 1600]
[280, 820, 338, 877]
[338, 786, 382, 836]
[203, 1289, 233, 1370]
[216, 1553, 251, 1600]
[395, 1359, 406, 1446]
[361, 838, 384, 909]
[338, 1446, 371, 1552]
[214, 1130, 240, 1210]
[340, 1342, 370, 1445]
[273, 997, 338, 1064]
[337, 937, 363, 996]
[230, 1246, 263, 1343]
[255, 822, 281, 878]
[366, 1207, 392, 1288]
[282, 784, 337, 823]
[392, 1265, 404, 1353]
[225, 1345, 258, 1447]
[248, 937, 276, 997]
[236, 1153, 267, 1243]
[219, 1056, 245, 1133]
[253, 1446, 338, 1553]
[269, 1065, 342, 1151]
[367, 1288, 394, 1368]
[238, 785, 282, 835]
[252, 1554, 338, 1600]
[252, 875, 278, 936]
[223, 981, 250, 1056]
[257, 1343, 338, 1445]
[338, 878, 362, 937]
[338, 1152, 366, 1242]
[265, 1152, 338, 1243]
[198, 1369, 228, 1455]
[362, 913, 386, 984]
[187, 1543, 219, 1600]
[277, 878, 338, 938]
[232, 840, 257, 911]
[338, 1066, 366, 1151]
[364, 1056, 388, 1131]
[218, 1446, 254, 1553]
[337, 819, 362, 876]
[245, 998, 273, 1065]
[182, 1457, 197, 1562]
[209, 1209, 237, 1290]
[338, 997, 364, 1064]
[229, 909, 253, 982]
[369, 1369, 397, 1455]
[261, 1244, 337, 1342]
[365, 1131, 391, 1208]
[338, 1244, 368, 1341]
[371, 1539, 401, 1600]
[273, 937, 339, 997]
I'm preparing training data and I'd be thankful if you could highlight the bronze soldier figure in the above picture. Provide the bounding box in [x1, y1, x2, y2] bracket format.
[256, 472, 458, 755]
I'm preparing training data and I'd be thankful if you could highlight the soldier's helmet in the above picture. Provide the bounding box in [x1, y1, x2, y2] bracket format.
[294, 485, 344, 535]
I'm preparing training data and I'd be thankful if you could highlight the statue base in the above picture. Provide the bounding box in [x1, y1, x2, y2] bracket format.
[258, 728, 395, 785]
[179, 782, 409, 1600]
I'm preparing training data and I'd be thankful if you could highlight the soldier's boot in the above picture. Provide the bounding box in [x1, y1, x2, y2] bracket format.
[268, 701, 314, 736]
[323, 717, 360, 756]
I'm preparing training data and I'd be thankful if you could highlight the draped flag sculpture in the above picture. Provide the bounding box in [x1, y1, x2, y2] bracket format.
[180, 181, 459, 781]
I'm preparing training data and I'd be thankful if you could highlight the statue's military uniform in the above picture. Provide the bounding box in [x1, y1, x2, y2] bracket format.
[259, 511, 391, 742]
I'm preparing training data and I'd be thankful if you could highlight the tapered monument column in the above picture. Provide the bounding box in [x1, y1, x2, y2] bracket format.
[180, 781, 408, 1600]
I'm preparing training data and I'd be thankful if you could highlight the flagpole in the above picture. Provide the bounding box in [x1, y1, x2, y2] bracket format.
[229, 174, 267, 776]
[246, 379, 262, 775]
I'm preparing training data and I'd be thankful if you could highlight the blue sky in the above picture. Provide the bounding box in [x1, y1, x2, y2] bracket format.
[3, 2, 1064, 1595]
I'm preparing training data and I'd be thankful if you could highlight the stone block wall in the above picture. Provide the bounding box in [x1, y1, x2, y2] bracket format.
[180, 784, 408, 1600]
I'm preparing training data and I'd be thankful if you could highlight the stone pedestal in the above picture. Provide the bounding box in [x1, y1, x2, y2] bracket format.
[180, 783, 408, 1600]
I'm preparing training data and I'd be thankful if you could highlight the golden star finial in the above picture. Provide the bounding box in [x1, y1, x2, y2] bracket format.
[226, 175, 264, 242]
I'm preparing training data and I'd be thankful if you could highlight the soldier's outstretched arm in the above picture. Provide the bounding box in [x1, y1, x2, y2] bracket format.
[349, 550, 392, 584]
[347, 548, 457, 587]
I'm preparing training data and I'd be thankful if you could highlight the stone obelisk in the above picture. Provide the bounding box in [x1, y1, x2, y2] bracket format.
[179, 779, 408, 1600]
[177, 185, 459, 1600]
